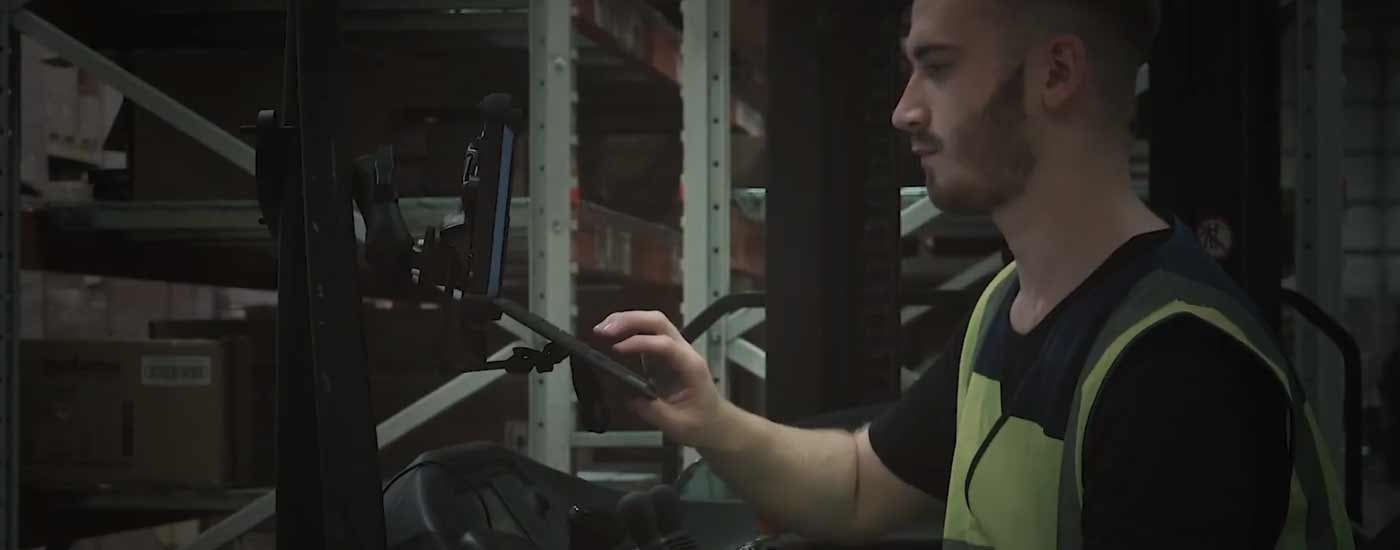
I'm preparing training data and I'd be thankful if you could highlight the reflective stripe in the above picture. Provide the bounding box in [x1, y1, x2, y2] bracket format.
[945, 263, 1019, 549]
[1067, 277, 1351, 550]
[942, 539, 998, 550]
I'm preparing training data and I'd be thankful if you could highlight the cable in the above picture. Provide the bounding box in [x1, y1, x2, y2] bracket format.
[381, 460, 448, 495]
[474, 487, 495, 531]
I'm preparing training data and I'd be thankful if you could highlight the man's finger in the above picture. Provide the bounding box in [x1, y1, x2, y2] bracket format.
[595, 310, 683, 340]
[637, 310, 685, 340]
[612, 333, 683, 360]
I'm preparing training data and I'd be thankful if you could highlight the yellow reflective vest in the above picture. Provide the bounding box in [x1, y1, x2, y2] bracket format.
[941, 225, 1354, 550]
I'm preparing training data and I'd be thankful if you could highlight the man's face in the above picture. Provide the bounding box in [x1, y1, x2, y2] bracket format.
[893, 0, 1037, 215]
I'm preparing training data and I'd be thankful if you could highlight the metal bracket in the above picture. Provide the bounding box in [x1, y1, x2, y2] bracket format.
[250, 109, 294, 239]
[2, 10, 17, 550]
[486, 337, 609, 434]
[489, 342, 569, 375]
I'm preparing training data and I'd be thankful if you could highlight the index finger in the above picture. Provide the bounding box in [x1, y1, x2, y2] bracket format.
[594, 310, 684, 341]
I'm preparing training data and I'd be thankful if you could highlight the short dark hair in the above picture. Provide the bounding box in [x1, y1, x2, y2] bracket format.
[996, 0, 1158, 132]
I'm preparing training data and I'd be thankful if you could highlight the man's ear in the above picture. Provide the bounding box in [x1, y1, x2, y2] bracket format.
[1040, 35, 1088, 112]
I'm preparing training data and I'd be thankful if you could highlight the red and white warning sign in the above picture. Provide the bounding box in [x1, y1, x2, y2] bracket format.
[1196, 218, 1234, 260]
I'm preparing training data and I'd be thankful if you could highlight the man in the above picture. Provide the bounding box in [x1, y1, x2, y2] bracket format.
[594, 0, 1354, 547]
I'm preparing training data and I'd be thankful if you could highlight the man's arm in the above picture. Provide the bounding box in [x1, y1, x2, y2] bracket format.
[696, 402, 937, 544]
[1081, 317, 1292, 549]
[699, 316, 968, 543]
[705, 314, 968, 543]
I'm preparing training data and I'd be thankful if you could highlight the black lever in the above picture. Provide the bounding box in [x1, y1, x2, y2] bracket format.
[352, 144, 414, 289]
[1280, 287, 1363, 524]
[649, 485, 698, 550]
[570, 353, 611, 433]
[252, 109, 294, 240]
[617, 491, 663, 550]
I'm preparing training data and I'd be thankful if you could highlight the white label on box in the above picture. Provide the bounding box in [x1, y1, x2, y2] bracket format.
[141, 356, 213, 387]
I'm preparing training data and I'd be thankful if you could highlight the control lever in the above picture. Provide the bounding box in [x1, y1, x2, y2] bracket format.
[352, 144, 414, 289]
[570, 353, 611, 433]
[617, 491, 663, 550]
[649, 485, 698, 550]
[616, 486, 697, 550]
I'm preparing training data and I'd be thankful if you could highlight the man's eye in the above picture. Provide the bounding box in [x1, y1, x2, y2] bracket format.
[924, 64, 952, 78]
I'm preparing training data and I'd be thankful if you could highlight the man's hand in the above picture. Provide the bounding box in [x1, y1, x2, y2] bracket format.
[594, 310, 729, 449]
[593, 312, 936, 544]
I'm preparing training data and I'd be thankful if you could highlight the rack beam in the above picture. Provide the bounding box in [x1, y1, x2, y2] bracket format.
[12, 11, 254, 174]
[1, 7, 17, 550]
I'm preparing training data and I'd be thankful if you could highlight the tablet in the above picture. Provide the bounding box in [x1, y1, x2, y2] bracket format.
[465, 94, 658, 400]
[467, 93, 518, 300]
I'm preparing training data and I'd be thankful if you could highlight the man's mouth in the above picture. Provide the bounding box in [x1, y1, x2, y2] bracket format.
[910, 140, 941, 157]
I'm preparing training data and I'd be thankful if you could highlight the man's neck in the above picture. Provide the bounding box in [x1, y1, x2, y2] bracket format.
[992, 155, 1166, 334]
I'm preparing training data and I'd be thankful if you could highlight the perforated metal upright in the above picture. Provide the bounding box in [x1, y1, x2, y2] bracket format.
[528, 0, 577, 472]
[1294, 0, 1347, 478]
[0, 4, 16, 549]
[680, 0, 730, 467]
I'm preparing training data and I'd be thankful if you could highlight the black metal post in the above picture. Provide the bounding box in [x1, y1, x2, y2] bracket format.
[1, 21, 18, 550]
[274, 0, 386, 548]
[1149, 0, 1282, 330]
[766, 0, 905, 423]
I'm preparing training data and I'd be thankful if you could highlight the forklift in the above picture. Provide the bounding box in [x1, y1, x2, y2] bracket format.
[231, 0, 1397, 548]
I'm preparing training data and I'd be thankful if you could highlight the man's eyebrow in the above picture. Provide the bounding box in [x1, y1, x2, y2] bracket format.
[905, 42, 960, 61]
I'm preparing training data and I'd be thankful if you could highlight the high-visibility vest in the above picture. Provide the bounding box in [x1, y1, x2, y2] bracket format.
[941, 225, 1354, 550]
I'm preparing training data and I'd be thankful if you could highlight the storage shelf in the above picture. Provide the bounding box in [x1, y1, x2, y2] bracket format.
[36, 487, 270, 513]
[39, 196, 767, 289]
[20, 487, 273, 547]
[104, 0, 764, 136]
[46, 139, 107, 166]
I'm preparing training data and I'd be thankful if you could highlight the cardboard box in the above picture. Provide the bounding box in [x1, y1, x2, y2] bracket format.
[20, 36, 50, 188]
[43, 274, 110, 340]
[20, 271, 44, 340]
[107, 278, 171, 341]
[150, 320, 275, 487]
[148, 312, 527, 485]
[40, 61, 78, 147]
[22, 339, 233, 490]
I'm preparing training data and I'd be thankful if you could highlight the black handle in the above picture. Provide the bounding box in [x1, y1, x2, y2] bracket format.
[679, 292, 766, 343]
[675, 290, 977, 344]
[1279, 287, 1362, 524]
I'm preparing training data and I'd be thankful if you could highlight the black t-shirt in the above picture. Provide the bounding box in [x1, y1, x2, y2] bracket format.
[869, 229, 1293, 549]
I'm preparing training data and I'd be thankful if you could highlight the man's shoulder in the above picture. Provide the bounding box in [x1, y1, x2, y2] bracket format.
[1121, 313, 1261, 365]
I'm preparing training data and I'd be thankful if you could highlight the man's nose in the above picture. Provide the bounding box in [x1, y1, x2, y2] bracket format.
[891, 80, 927, 133]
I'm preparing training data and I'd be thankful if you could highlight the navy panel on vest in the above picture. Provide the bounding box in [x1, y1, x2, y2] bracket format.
[1149, 221, 1308, 398]
[1152, 220, 1273, 326]
[970, 226, 1179, 440]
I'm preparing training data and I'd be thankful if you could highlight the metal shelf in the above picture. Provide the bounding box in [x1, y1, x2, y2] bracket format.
[40, 195, 767, 287]
[91, 0, 764, 136]
[35, 488, 270, 514]
[734, 187, 1006, 242]
[20, 487, 273, 548]
[35, 180, 1163, 289]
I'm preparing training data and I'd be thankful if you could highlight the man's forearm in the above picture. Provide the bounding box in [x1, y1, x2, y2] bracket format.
[696, 401, 865, 542]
